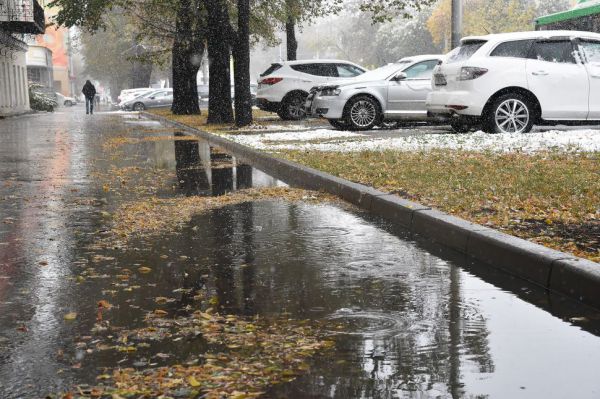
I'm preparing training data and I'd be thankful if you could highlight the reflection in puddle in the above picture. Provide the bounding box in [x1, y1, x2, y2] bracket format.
[171, 132, 281, 196]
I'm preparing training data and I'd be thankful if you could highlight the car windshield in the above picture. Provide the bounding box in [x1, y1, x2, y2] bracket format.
[355, 62, 410, 81]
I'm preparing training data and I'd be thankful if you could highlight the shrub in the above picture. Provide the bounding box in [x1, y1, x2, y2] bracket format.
[29, 83, 58, 112]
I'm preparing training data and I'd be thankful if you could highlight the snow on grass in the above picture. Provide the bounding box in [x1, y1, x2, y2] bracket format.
[237, 124, 314, 132]
[229, 128, 367, 149]
[231, 128, 600, 153]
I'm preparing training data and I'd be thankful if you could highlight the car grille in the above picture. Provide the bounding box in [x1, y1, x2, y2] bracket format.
[434, 74, 447, 86]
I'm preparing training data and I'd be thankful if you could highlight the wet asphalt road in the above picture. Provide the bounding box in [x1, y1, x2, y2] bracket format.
[1, 107, 600, 398]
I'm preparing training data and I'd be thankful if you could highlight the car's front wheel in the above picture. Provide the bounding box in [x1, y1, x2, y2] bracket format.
[64, 100, 73, 107]
[278, 92, 306, 121]
[133, 102, 146, 111]
[483, 93, 534, 134]
[345, 96, 380, 131]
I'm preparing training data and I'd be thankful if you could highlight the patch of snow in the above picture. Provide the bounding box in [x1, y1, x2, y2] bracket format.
[232, 128, 600, 153]
[229, 129, 367, 150]
[238, 124, 314, 132]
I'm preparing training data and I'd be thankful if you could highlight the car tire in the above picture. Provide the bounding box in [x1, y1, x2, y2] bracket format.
[64, 100, 73, 107]
[344, 95, 380, 131]
[483, 93, 534, 134]
[133, 102, 146, 111]
[328, 119, 348, 130]
[278, 92, 307, 121]
[450, 119, 472, 134]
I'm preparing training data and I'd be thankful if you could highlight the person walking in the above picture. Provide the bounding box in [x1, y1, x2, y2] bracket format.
[82, 80, 97, 115]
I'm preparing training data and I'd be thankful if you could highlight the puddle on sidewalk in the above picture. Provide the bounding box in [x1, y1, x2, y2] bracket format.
[0, 114, 600, 398]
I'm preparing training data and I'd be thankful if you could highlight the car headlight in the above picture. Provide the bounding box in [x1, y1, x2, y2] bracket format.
[320, 87, 341, 96]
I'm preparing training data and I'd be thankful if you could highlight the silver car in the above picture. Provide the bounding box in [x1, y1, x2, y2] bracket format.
[122, 89, 173, 111]
[306, 55, 443, 130]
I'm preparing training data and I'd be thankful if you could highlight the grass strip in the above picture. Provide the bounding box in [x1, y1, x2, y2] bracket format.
[279, 149, 599, 262]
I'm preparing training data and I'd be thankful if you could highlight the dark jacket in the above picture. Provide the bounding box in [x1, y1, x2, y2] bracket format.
[82, 82, 96, 100]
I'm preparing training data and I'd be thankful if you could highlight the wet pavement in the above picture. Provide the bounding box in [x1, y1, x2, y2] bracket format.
[1, 108, 600, 398]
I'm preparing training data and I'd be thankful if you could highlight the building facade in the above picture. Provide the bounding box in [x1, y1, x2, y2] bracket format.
[0, 0, 45, 117]
[36, 5, 75, 97]
[26, 44, 53, 89]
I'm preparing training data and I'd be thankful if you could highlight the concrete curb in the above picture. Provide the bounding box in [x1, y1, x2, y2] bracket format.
[143, 112, 600, 310]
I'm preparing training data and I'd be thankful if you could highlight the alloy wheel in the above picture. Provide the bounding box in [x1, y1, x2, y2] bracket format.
[494, 99, 529, 134]
[350, 100, 377, 128]
[287, 97, 305, 119]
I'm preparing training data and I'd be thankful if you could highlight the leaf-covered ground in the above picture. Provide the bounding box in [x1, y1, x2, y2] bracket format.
[59, 311, 332, 399]
[45, 117, 341, 398]
[105, 187, 339, 247]
[279, 150, 600, 262]
[149, 109, 324, 135]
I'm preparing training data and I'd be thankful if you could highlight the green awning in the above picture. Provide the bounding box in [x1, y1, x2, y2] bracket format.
[536, 3, 600, 26]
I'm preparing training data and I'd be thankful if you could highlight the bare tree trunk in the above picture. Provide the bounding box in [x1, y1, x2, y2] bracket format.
[206, 0, 234, 124]
[171, 0, 203, 115]
[233, 0, 252, 127]
[131, 60, 152, 88]
[286, 16, 298, 61]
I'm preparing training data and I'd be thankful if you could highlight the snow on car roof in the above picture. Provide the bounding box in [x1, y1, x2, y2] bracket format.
[397, 54, 444, 63]
[461, 30, 600, 43]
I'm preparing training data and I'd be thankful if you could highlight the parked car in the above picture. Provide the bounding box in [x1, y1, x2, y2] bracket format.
[118, 88, 154, 105]
[306, 55, 443, 130]
[121, 89, 173, 111]
[55, 92, 77, 107]
[257, 59, 367, 120]
[427, 30, 600, 133]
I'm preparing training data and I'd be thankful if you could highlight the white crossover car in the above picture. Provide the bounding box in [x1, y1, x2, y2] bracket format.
[306, 55, 443, 130]
[427, 30, 600, 133]
[256, 59, 366, 120]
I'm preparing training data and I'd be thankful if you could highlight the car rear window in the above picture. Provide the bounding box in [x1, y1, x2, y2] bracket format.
[290, 63, 337, 77]
[260, 63, 282, 77]
[490, 40, 534, 58]
[446, 40, 487, 63]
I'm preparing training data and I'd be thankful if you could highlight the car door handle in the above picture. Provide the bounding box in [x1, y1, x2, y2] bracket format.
[532, 71, 549, 76]
[591, 75, 600, 79]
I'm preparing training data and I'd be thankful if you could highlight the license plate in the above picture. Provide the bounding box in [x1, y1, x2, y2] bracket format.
[434, 74, 447, 86]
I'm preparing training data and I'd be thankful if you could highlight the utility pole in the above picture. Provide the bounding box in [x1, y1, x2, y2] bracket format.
[451, 0, 463, 49]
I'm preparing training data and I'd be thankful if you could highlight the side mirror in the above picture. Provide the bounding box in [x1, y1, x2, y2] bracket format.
[150, 96, 156, 100]
[393, 72, 408, 81]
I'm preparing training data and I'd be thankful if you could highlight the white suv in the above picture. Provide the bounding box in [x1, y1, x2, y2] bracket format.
[427, 30, 600, 133]
[257, 60, 366, 120]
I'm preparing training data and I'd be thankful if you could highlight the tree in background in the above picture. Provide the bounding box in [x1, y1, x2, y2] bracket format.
[301, 0, 440, 67]
[376, 10, 441, 62]
[279, 0, 343, 60]
[427, 0, 573, 51]
[359, 0, 438, 23]
[78, 13, 137, 101]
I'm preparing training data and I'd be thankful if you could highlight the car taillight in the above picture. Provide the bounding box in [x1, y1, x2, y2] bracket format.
[458, 67, 488, 81]
[260, 77, 283, 85]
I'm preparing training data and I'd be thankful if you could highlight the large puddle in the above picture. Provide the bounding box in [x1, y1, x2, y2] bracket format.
[1, 113, 600, 398]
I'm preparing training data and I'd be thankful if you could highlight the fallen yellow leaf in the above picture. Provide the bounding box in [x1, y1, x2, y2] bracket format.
[187, 375, 201, 387]
[64, 312, 77, 321]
